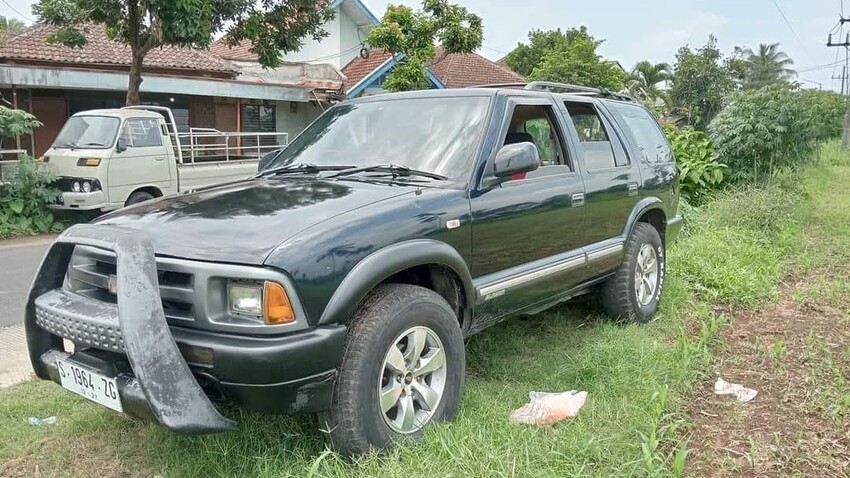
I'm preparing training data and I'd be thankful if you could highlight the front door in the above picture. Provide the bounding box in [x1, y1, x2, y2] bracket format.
[470, 96, 587, 329]
[107, 118, 174, 204]
[31, 98, 68, 158]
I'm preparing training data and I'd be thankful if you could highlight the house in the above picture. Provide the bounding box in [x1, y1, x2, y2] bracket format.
[342, 50, 526, 98]
[0, 0, 374, 158]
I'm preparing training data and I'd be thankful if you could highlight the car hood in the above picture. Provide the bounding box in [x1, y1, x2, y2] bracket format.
[95, 177, 419, 265]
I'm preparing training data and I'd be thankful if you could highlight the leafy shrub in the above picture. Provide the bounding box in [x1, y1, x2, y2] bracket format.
[709, 85, 844, 182]
[664, 125, 726, 203]
[0, 106, 42, 150]
[0, 155, 61, 237]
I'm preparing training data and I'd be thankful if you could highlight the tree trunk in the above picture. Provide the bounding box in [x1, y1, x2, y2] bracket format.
[126, 51, 145, 106]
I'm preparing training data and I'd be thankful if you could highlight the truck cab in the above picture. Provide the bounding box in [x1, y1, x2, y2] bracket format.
[44, 106, 284, 211]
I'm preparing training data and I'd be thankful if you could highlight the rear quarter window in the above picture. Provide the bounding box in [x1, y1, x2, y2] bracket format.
[608, 102, 673, 164]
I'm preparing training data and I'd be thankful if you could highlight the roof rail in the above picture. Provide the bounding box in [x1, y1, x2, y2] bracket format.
[471, 83, 528, 89]
[524, 81, 634, 102]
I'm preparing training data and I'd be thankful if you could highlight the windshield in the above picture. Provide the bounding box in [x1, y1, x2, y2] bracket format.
[53, 116, 120, 149]
[262, 96, 492, 181]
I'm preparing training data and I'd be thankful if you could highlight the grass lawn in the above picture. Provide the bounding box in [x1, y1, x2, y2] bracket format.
[1, 144, 848, 478]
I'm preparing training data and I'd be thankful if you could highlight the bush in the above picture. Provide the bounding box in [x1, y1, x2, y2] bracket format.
[0, 155, 61, 237]
[0, 106, 42, 151]
[709, 85, 844, 182]
[664, 125, 726, 203]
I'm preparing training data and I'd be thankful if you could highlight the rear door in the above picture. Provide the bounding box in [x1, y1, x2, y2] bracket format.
[470, 95, 587, 328]
[108, 118, 175, 203]
[562, 98, 641, 264]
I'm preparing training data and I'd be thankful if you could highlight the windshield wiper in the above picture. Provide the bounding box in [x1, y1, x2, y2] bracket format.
[257, 163, 355, 178]
[327, 164, 448, 181]
[53, 142, 78, 149]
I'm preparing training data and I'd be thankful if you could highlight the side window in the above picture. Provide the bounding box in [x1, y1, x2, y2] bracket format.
[502, 104, 572, 175]
[608, 102, 673, 164]
[564, 102, 624, 170]
[120, 118, 163, 148]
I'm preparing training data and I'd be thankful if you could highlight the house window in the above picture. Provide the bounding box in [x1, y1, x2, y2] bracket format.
[241, 104, 277, 147]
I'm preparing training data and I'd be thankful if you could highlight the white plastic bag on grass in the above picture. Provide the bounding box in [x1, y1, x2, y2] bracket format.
[510, 391, 588, 426]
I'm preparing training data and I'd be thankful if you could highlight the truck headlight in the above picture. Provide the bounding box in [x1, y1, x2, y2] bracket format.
[71, 181, 81, 192]
[82, 181, 92, 193]
[227, 280, 295, 325]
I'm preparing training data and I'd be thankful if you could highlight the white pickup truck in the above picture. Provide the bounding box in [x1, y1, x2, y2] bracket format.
[43, 106, 287, 211]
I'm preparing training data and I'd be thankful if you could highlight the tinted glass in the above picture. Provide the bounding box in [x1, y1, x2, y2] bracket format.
[608, 102, 673, 164]
[263, 96, 492, 181]
[565, 102, 617, 170]
[53, 116, 120, 149]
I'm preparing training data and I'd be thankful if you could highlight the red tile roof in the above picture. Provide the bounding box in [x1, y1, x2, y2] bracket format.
[341, 50, 525, 92]
[210, 38, 259, 61]
[0, 24, 236, 75]
[341, 50, 393, 88]
[430, 52, 525, 88]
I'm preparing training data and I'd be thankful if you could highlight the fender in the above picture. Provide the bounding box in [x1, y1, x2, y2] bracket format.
[318, 239, 475, 326]
[622, 197, 665, 239]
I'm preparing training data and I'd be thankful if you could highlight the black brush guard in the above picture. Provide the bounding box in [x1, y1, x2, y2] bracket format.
[24, 224, 236, 434]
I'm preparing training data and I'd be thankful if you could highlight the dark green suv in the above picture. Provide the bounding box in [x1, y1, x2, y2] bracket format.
[26, 82, 681, 454]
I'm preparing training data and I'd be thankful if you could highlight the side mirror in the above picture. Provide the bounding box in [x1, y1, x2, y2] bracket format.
[116, 138, 128, 153]
[493, 142, 540, 179]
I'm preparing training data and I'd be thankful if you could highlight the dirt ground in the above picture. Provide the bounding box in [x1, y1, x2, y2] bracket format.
[686, 274, 850, 477]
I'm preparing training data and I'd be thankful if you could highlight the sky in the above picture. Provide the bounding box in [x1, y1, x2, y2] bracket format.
[1, 0, 847, 91]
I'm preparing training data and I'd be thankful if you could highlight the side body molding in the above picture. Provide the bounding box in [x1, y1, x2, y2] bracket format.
[25, 224, 235, 434]
[318, 239, 475, 325]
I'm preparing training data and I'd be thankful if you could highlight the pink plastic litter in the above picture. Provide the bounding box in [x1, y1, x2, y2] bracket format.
[509, 390, 589, 426]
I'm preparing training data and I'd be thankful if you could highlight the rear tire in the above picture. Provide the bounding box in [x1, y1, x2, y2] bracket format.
[601, 222, 665, 323]
[125, 191, 155, 206]
[321, 284, 465, 455]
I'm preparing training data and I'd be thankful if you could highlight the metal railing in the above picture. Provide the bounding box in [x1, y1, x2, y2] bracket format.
[0, 149, 27, 184]
[172, 129, 290, 164]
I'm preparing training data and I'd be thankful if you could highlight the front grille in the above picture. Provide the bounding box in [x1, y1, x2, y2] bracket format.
[65, 245, 195, 321]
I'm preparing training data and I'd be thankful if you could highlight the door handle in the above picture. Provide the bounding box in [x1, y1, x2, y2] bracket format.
[571, 192, 585, 207]
[154, 157, 166, 162]
[628, 182, 639, 196]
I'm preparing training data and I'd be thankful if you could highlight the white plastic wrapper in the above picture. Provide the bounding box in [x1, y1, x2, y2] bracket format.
[509, 390, 588, 426]
[714, 378, 758, 403]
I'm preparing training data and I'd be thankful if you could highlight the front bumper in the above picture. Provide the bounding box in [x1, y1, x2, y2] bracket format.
[51, 191, 110, 211]
[25, 224, 346, 434]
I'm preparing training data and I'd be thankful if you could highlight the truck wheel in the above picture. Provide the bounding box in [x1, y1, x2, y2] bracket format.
[321, 284, 465, 455]
[125, 191, 155, 206]
[601, 222, 665, 323]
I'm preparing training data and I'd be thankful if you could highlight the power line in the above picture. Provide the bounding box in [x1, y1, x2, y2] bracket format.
[798, 58, 847, 73]
[769, 0, 811, 58]
[0, 0, 34, 23]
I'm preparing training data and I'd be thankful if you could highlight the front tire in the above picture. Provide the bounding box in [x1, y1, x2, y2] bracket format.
[321, 284, 465, 455]
[125, 191, 155, 206]
[601, 222, 665, 322]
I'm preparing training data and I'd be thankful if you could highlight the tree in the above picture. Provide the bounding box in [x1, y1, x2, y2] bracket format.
[0, 15, 26, 34]
[506, 27, 625, 90]
[669, 36, 736, 130]
[33, 0, 335, 105]
[627, 60, 671, 104]
[367, 0, 483, 92]
[738, 43, 796, 89]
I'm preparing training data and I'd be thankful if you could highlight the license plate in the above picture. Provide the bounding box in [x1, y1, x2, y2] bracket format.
[56, 359, 123, 413]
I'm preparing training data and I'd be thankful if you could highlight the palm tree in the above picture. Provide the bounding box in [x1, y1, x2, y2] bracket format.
[627, 61, 671, 104]
[0, 16, 26, 35]
[741, 43, 796, 89]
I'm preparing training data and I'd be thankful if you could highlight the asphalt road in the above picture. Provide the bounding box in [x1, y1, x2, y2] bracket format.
[0, 236, 54, 327]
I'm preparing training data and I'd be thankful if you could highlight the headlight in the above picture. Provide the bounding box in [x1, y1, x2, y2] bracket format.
[227, 280, 295, 325]
[82, 181, 92, 193]
[228, 282, 263, 316]
[71, 181, 81, 192]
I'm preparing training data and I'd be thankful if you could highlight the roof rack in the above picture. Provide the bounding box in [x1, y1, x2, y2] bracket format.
[524, 81, 634, 102]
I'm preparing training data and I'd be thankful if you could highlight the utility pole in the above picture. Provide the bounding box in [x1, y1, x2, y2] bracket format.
[827, 26, 850, 148]
[832, 65, 847, 96]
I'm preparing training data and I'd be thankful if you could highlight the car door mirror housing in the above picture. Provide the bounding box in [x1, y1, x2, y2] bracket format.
[116, 138, 128, 153]
[493, 142, 540, 178]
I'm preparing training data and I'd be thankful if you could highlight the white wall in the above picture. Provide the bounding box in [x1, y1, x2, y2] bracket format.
[280, 6, 369, 70]
[275, 101, 324, 141]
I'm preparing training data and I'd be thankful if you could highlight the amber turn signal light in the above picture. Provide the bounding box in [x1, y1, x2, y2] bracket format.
[77, 158, 101, 167]
[264, 281, 295, 325]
